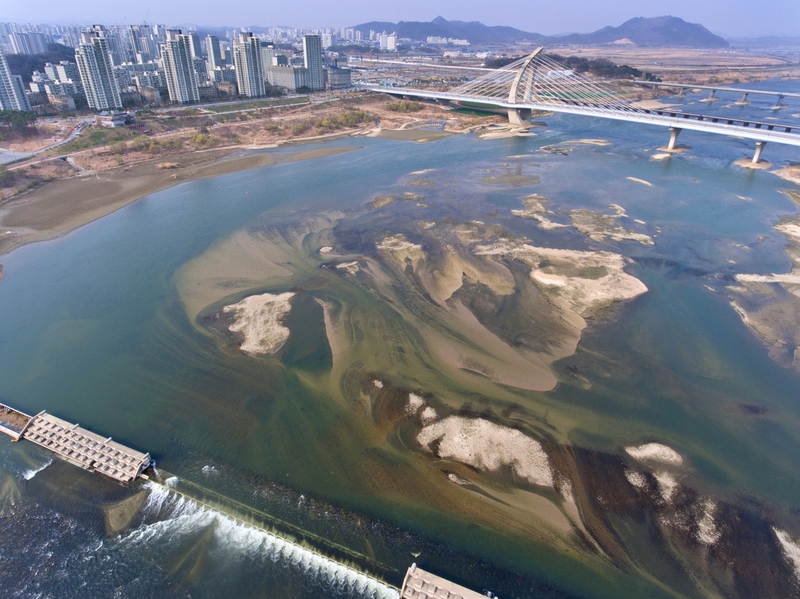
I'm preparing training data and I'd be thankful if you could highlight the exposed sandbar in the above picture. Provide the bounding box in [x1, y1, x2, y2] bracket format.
[224, 291, 294, 355]
[418, 416, 554, 487]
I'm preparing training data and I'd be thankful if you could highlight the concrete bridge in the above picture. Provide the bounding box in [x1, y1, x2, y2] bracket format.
[368, 48, 800, 164]
[632, 80, 800, 108]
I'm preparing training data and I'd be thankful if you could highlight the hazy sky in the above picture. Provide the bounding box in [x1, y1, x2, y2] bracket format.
[2, 0, 799, 38]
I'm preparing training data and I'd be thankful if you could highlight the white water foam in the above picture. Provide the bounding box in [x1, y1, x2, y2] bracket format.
[696, 499, 721, 546]
[774, 528, 800, 582]
[23, 458, 53, 480]
[126, 483, 399, 599]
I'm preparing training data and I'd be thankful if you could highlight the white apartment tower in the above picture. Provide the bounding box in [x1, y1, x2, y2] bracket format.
[75, 26, 122, 110]
[162, 30, 200, 104]
[302, 34, 324, 92]
[233, 32, 264, 98]
[0, 48, 32, 111]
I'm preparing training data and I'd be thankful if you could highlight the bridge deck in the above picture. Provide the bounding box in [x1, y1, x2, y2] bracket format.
[371, 87, 800, 147]
[19, 412, 150, 483]
[633, 81, 800, 98]
[401, 564, 489, 599]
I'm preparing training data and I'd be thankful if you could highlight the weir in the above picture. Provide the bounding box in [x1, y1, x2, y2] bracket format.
[146, 472, 402, 598]
[0, 402, 150, 483]
[2, 403, 486, 598]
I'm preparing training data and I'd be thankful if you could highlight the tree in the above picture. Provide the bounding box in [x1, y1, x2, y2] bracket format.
[0, 164, 12, 188]
[0, 110, 37, 130]
[6, 43, 77, 83]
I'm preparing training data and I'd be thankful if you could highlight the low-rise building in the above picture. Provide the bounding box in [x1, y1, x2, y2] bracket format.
[268, 65, 306, 92]
[137, 85, 162, 105]
[47, 93, 76, 111]
[96, 110, 135, 128]
[215, 81, 237, 97]
[198, 83, 219, 101]
[325, 66, 351, 90]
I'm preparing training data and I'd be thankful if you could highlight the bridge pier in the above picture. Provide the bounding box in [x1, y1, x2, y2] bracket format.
[667, 127, 682, 151]
[752, 141, 767, 164]
[677, 87, 687, 98]
[702, 90, 718, 102]
[508, 107, 532, 126]
[736, 92, 750, 105]
[773, 94, 787, 109]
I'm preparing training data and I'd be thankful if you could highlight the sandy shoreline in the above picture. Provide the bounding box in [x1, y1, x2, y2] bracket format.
[0, 142, 361, 258]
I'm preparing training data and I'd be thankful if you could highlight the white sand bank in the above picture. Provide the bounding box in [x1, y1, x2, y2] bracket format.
[417, 416, 553, 487]
[224, 292, 294, 355]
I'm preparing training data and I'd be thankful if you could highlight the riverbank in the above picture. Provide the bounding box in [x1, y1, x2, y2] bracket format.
[0, 142, 363, 258]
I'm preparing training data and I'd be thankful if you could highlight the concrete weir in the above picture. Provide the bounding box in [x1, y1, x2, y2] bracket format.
[0, 402, 150, 483]
[149, 473, 401, 598]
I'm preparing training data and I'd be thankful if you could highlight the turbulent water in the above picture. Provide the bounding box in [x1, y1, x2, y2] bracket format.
[1, 82, 800, 598]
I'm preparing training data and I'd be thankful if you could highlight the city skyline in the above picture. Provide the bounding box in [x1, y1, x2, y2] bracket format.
[1, 1, 800, 39]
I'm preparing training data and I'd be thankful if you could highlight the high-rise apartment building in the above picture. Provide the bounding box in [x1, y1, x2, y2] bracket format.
[10, 31, 49, 55]
[186, 33, 202, 59]
[161, 30, 200, 104]
[206, 35, 223, 76]
[75, 26, 123, 110]
[232, 32, 264, 98]
[260, 42, 274, 84]
[0, 48, 32, 111]
[302, 34, 324, 92]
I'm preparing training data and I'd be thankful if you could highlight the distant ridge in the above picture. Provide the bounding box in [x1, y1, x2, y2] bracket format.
[553, 16, 729, 48]
[352, 15, 729, 48]
[352, 16, 544, 44]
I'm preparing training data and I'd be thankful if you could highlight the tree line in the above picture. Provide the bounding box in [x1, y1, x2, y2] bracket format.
[483, 54, 661, 81]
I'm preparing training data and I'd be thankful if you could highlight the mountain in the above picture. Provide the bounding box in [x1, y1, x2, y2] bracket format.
[352, 16, 545, 44]
[352, 16, 728, 48]
[549, 16, 728, 47]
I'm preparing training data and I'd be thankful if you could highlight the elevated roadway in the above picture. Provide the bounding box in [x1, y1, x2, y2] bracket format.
[367, 49, 800, 162]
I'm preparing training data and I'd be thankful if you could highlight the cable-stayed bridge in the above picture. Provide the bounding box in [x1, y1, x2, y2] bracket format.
[365, 48, 800, 163]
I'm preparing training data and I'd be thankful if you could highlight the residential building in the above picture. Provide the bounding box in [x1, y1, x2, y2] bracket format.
[209, 65, 237, 84]
[268, 65, 305, 92]
[0, 48, 32, 110]
[133, 71, 164, 89]
[44, 61, 83, 95]
[161, 30, 200, 104]
[321, 33, 335, 49]
[380, 33, 397, 52]
[326, 66, 351, 90]
[302, 34, 324, 92]
[10, 31, 49, 55]
[127, 24, 166, 63]
[186, 33, 202, 59]
[206, 35, 223, 72]
[260, 42, 274, 83]
[75, 26, 123, 110]
[137, 85, 162, 104]
[233, 32, 264, 97]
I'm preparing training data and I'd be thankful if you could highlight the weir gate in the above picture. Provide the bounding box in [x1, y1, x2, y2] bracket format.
[1, 402, 492, 598]
[0, 402, 150, 483]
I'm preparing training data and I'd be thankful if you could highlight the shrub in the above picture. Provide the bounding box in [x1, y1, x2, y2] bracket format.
[291, 121, 311, 135]
[387, 101, 422, 113]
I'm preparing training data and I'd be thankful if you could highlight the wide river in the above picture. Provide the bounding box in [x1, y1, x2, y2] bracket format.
[1, 84, 799, 598]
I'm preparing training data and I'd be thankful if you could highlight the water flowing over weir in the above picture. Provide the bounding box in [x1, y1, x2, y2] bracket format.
[139, 474, 401, 599]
